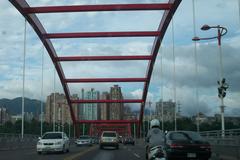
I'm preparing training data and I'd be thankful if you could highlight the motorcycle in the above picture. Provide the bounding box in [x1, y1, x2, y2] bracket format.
[148, 145, 166, 160]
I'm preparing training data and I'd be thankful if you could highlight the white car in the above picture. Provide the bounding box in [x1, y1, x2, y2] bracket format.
[37, 132, 70, 154]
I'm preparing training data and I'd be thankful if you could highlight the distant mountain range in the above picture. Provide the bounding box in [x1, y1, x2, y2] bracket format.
[0, 97, 45, 115]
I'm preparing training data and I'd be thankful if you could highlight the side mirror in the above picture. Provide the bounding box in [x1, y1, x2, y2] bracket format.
[38, 137, 41, 140]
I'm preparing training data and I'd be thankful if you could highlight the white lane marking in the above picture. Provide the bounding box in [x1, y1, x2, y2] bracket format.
[133, 153, 141, 158]
[25, 151, 37, 155]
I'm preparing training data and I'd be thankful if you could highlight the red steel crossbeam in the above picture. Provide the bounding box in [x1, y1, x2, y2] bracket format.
[9, 0, 78, 128]
[92, 123, 130, 136]
[78, 120, 139, 124]
[71, 99, 143, 104]
[94, 123, 130, 127]
[23, 3, 172, 13]
[56, 55, 152, 61]
[44, 31, 160, 39]
[65, 78, 147, 83]
[139, 0, 181, 133]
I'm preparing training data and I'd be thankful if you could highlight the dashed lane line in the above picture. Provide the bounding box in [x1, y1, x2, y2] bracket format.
[64, 146, 97, 160]
[133, 153, 141, 159]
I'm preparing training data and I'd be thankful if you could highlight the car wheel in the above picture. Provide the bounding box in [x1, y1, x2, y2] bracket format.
[66, 145, 70, 153]
[145, 152, 148, 160]
[99, 145, 103, 149]
[116, 145, 119, 150]
[62, 145, 65, 153]
[37, 151, 42, 155]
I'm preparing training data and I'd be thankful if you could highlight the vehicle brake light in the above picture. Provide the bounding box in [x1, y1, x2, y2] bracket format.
[170, 143, 184, 148]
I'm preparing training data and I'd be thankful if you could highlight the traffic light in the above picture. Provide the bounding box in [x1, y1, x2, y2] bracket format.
[217, 78, 229, 99]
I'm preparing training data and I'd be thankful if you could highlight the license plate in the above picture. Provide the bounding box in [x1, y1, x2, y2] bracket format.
[43, 147, 51, 151]
[187, 153, 196, 158]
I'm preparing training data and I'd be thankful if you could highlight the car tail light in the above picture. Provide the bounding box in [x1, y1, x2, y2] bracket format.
[170, 143, 184, 148]
[200, 145, 211, 150]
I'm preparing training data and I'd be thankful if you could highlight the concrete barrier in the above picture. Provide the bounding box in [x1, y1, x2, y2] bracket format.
[0, 133, 38, 151]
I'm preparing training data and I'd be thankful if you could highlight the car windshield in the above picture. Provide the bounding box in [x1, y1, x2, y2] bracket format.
[103, 132, 116, 137]
[42, 133, 62, 139]
[79, 136, 90, 139]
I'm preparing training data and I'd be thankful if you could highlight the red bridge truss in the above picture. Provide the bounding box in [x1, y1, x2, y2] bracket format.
[10, 0, 181, 137]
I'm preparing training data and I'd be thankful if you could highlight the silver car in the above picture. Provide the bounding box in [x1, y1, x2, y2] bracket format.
[99, 131, 119, 149]
[75, 135, 92, 146]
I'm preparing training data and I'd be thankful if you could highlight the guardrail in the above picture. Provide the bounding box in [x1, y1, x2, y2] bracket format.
[200, 128, 240, 139]
[0, 133, 39, 151]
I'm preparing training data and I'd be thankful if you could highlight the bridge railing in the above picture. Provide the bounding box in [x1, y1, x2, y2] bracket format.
[200, 128, 240, 139]
[200, 129, 240, 160]
[0, 133, 39, 150]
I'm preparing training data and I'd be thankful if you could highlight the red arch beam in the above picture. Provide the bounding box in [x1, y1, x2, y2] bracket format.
[10, 0, 182, 137]
[78, 120, 139, 124]
[139, 0, 181, 129]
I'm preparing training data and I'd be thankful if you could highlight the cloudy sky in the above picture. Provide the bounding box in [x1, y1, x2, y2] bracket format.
[0, 0, 240, 117]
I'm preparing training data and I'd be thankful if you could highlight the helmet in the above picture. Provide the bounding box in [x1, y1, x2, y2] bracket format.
[150, 119, 160, 128]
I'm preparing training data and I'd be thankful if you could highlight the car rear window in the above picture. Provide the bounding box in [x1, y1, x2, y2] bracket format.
[170, 132, 189, 140]
[185, 131, 203, 141]
[170, 132, 204, 141]
[42, 133, 62, 139]
[102, 132, 117, 137]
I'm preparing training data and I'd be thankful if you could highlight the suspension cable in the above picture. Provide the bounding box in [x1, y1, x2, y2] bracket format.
[192, 0, 200, 132]
[160, 47, 164, 131]
[238, 0, 240, 26]
[172, 17, 177, 131]
[53, 69, 56, 131]
[21, 19, 27, 139]
[40, 45, 44, 136]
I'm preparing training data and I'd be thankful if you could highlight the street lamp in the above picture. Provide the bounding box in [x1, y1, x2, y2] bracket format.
[192, 24, 228, 137]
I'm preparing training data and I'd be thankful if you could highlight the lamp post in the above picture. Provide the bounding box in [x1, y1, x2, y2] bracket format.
[192, 24, 228, 137]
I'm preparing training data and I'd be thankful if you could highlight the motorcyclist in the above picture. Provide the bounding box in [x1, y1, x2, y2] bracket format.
[146, 119, 165, 159]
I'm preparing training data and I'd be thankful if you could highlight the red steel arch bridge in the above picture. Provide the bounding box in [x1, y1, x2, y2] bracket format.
[10, 0, 181, 137]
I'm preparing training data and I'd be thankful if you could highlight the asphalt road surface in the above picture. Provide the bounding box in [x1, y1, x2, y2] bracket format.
[0, 140, 226, 160]
[0, 141, 145, 160]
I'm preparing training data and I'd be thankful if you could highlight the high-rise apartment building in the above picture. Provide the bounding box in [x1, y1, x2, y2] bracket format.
[0, 107, 9, 124]
[123, 105, 136, 120]
[100, 92, 110, 120]
[78, 89, 84, 120]
[155, 99, 176, 122]
[109, 85, 123, 120]
[82, 88, 100, 120]
[45, 93, 78, 124]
